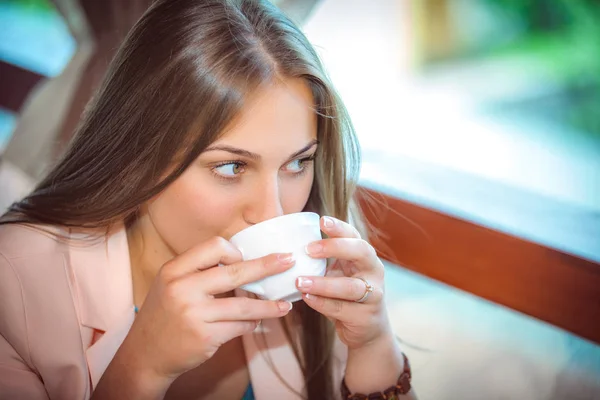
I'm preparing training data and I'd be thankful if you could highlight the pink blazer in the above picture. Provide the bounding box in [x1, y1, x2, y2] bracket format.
[0, 224, 347, 399]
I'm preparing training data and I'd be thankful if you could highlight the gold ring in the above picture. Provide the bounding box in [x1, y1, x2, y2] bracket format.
[355, 277, 374, 303]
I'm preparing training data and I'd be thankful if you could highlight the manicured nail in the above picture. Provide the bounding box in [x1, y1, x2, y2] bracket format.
[296, 277, 313, 289]
[278, 301, 293, 312]
[305, 242, 323, 255]
[277, 253, 294, 264]
[322, 216, 335, 229]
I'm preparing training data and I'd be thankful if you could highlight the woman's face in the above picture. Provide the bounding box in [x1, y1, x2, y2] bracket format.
[147, 78, 318, 254]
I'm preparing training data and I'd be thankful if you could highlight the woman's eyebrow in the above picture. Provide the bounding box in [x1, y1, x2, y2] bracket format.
[204, 139, 319, 160]
[203, 145, 260, 160]
[286, 139, 319, 159]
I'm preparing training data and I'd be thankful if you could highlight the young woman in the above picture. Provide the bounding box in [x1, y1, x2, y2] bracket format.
[0, 1, 415, 399]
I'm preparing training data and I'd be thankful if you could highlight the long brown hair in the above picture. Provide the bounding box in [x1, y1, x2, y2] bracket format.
[2, 0, 364, 398]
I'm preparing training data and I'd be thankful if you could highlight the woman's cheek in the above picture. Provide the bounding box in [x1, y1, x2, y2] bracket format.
[152, 172, 243, 252]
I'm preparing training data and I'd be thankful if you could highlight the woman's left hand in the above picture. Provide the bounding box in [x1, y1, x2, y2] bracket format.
[296, 216, 393, 350]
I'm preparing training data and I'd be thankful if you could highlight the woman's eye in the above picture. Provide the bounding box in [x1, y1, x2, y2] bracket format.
[214, 163, 244, 176]
[286, 159, 305, 172]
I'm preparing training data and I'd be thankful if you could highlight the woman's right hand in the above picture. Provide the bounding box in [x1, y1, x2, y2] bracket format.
[93, 237, 295, 398]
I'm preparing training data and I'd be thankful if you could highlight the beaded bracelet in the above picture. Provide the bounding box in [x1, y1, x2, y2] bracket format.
[341, 352, 412, 400]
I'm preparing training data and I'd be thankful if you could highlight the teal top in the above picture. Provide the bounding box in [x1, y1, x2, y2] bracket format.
[242, 383, 255, 400]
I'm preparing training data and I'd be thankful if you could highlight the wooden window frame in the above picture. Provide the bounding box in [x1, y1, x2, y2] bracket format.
[358, 187, 600, 345]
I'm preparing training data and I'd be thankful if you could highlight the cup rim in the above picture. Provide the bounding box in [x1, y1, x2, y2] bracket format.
[230, 212, 320, 242]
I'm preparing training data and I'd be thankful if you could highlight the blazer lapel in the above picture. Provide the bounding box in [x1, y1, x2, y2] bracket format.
[68, 226, 135, 389]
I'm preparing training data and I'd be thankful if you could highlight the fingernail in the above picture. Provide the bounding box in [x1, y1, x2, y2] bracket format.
[296, 277, 313, 289]
[278, 301, 293, 312]
[305, 242, 323, 255]
[323, 216, 335, 228]
[277, 253, 294, 264]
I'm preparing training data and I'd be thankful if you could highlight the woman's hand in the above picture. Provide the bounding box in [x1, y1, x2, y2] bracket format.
[297, 216, 414, 398]
[95, 237, 294, 398]
[296, 216, 392, 350]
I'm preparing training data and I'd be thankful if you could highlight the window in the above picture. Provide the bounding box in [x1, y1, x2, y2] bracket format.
[0, 0, 74, 149]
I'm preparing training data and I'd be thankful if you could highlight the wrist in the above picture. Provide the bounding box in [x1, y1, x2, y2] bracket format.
[93, 364, 173, 400]
[94, 338, 175, 399]
[347, 329, 398, 358]
[344, 330, 406, 395]
[342, 352, 412, 399]
[129, 365, 175, 399]
[122, 340, 177, 398]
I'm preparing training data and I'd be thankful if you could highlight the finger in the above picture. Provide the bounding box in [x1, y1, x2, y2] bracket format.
[194, 253, 295, 295]
[162, 237, 243, 281]
[203, 297, 293, 322]
[208, 320, 262, 344]
[301, 293, 355, 321]
[320, 216, 361, 239]
[296, 276, 382, 303]
[305, 238, 381, 274]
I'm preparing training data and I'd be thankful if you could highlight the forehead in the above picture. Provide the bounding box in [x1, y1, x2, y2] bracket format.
[215, 78, 317, 151]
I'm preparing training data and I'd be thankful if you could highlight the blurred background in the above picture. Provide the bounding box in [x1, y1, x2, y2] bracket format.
[0, 0, 599, 399]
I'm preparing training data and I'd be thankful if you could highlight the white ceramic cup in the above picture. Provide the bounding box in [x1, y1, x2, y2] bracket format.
[229, 212, 326, 302]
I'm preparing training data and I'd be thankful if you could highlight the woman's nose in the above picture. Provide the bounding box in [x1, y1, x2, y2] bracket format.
[245, 176, 284, 225]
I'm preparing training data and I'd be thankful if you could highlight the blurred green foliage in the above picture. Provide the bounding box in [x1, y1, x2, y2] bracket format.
[4, 0, 53, 10]
[480, 0, 600, 136]
[484, 0, 600, 78]
[0, 0, 54, 12]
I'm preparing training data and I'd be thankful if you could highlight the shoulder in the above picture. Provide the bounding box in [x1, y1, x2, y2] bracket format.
[0, 224, 72, 333]
[0, 224, 75, 349]
[0, 224, 71, 316]
[0, 224, 94, 395]
[0, 224, 99, 330]
[0, 223, 66, 259]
